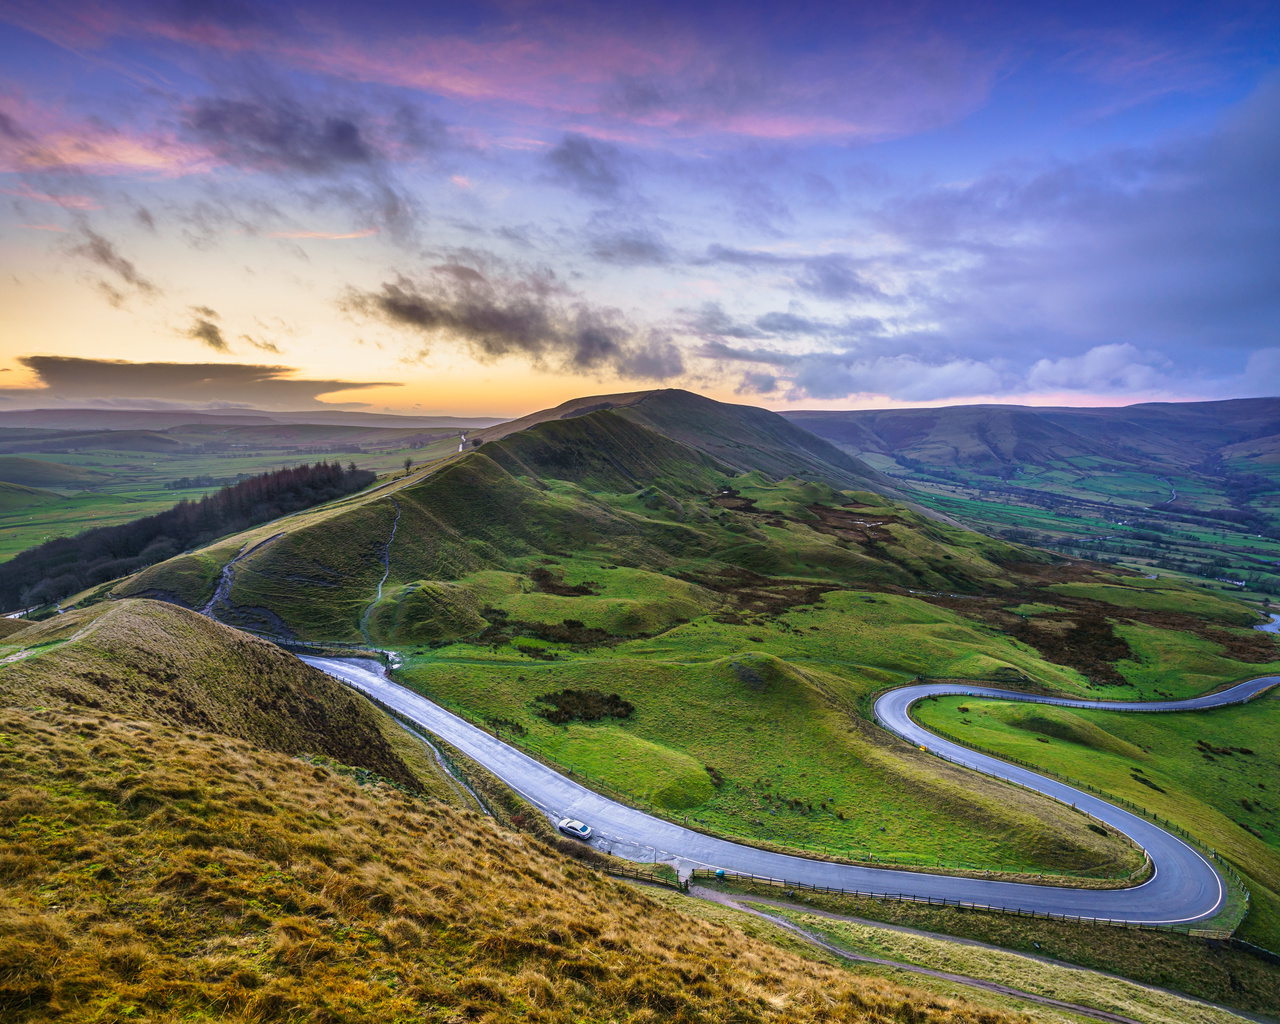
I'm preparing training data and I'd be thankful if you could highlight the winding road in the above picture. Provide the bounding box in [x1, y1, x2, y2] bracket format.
[303, 655, 1278, 926]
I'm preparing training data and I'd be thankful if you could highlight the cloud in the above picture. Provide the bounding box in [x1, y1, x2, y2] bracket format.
[268, 227, 380, 240]
[790, 353, 1006, 402]
[588, 228, 672, 265]
[1, 183, 99, 209]
[186, 309, 229, 352]
[185, 96, 376, 174]
[695, 339, 796, 367]
[70, 228, 157, 302]
[867, 76, 1280, 365]
[795, 255, 882, 300]
[242, 335, 282, 354]
[547, 134, 625, 198]
[176, 89, 440, 240]
[2, 356, 395, 410]
[346, 263, 684, 380]
[735, 371, 778, 395]
[1026, 344, 1166, 393]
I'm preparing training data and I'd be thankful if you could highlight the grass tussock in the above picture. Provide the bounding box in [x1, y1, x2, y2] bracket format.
[0, 707, 1045, 1024]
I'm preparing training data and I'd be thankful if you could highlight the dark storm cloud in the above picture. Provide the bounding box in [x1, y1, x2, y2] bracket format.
[547, 134, 625, 198]
[70, 228, 156, 296]
[187, 97, 376, 174]
[346, 263, 684, 380]
[4, 356, 394, 409]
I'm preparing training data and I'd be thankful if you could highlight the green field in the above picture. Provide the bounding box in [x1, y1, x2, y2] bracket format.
[0, 431, 465, 560]
[913, 689, 1280, 951]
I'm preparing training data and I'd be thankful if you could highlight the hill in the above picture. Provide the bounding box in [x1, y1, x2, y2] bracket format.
[0, 456, 110, 487]
[0, 697, 1044, 1024]
[0, 600, 453, 799]
[785, 398, 1280, 599]
[0, 407, 504, 431]
[482, 388, 896, 494]
[0, 480, 64, 513]
[115, 408, 1026, 640]
[786, 397, 1280, 475]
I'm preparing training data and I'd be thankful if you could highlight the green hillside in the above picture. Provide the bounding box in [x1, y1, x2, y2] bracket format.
[0, 480, 64, 512]
[0, 456, 109, 487]
[482, 388, 897, 493]
[0, 600, 457, 801]
[103, 398, 1280, 905]
[787, 398, 1280, 603]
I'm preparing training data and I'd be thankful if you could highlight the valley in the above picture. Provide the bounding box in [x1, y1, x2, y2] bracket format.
[5, 390, 1280, 1022]
[787, 400, 1280, 607]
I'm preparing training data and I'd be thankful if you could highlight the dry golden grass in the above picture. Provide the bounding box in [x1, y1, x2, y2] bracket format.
[0, 705, 1051, 1024]
[0, 599, 458, 802]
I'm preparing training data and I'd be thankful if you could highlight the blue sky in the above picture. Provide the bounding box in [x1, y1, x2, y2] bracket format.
[0, 0, 1277, 414]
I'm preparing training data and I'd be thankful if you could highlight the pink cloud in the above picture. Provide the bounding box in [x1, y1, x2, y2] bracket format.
[1, 2, 999, 145]
[0, 97, 210, 177]
[268, 227, 380, 240]
[1, 182, 99, 208]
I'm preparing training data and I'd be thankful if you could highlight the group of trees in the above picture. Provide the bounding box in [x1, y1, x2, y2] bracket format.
[3, 461, 375, 612]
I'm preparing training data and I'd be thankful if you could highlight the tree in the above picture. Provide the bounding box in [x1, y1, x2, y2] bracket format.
[403, 457, 413, 477]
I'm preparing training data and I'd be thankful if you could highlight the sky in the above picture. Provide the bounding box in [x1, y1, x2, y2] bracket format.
[0, 0, 1277, 417]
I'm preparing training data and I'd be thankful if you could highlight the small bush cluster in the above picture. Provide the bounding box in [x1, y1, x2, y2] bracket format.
[534, 688, 635, 725]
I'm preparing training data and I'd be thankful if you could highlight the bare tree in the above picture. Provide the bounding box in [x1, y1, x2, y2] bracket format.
[403, 457, 413, 477]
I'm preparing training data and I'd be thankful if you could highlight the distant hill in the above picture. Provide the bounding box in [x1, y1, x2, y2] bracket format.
[785, 397, 1280, 474]
[0, 456, 110, 487]
[0, 480, 64, 512]
[0, 407, 505, 431]
[482, 388, 896, 494]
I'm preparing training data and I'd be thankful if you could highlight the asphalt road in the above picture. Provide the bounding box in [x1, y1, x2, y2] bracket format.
[303, 655, 1278, 925]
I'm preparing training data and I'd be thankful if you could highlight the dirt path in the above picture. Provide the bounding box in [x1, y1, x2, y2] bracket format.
[691, 885, 1216, 1024]
[359, 498, 400, 644]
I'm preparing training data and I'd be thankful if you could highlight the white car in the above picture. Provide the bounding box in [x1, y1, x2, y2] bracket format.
[558, 818, 593, 840]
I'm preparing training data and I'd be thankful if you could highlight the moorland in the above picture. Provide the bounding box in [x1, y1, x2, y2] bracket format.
[5, 388, 1280, 1021]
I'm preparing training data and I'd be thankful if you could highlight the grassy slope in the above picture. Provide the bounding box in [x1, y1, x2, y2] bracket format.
[0, 456, 110, 487]
[481, 388, 897, 494]
[914, 690, 1280, 952]
[0, 600, 456, 802]
[0, 481, 64, 513]
[708, 879, 1280, 1017]
[768, 905, 1247, 1024]
[1, 706, 1060, 1024]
